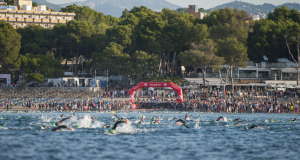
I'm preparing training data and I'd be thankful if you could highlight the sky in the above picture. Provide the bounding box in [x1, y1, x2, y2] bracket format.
[46, 0, 299, 8]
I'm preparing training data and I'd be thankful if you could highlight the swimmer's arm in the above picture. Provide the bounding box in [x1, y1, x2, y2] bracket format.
[112, 121, 125, 130]
[56, 116, 72, 125]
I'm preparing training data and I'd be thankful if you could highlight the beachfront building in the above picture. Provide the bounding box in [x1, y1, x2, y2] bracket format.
[184, 58, 300, 91]
[0, 0, 75, 28]
[188, 5, 206, 19]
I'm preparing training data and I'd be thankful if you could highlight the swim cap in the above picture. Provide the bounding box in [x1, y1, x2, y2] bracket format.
[76, 125, 80, 128]
[0, 126, 2, 129]
[51, 123, 55, 126]
[151, 122, 154, 125]
[109, 129, 115, 134]
[39, 126, 44, 130]
[244, 125, 247, 129]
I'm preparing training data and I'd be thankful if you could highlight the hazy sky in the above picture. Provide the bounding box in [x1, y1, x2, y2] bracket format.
[47, 0, 299, 8]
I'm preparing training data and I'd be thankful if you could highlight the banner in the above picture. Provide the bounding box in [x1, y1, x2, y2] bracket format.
[129, 82, 183, 103]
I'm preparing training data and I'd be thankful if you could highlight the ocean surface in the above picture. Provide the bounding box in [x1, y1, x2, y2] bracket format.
[0, 111, 299, 160]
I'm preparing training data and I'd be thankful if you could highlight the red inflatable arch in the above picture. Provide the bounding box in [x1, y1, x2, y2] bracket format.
[129, 82, 183, 102]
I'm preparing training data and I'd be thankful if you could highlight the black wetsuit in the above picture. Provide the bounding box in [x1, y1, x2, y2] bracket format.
[138, 119, 144, 124]
[176, 119, 189, 128]
[55, 117, 71, 126]
[291, 118, 296, 122]
[103, 124, 111, 128]
[234, 118, 240, 121]
[112, 121, 126, 130]
[216, 116, 224, 121]
[52, 125, 68, 131]
[247, 125, 258, 129]
[234, 121, 246, 125]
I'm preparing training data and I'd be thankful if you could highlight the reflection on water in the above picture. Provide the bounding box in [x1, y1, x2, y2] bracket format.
[0, 112, 299, 160]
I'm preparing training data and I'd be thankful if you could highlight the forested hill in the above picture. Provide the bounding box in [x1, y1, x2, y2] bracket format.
[31, 0, 61, 11]
[209, 1, 300, 17]
[59, 0, 180, 17]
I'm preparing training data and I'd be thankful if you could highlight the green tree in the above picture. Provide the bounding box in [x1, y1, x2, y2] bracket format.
[284, 23, 300, 85]
[65, 20, 96, 73]
[268, 6, 300, 24]
[202, 7, 251, 44]
[16, 54, 64, 88]
[4, 0, 14, 5]
[32, 2, 37, 7]
[16, 25, 54, 55]
[180, 39, 224, 86]
[92, 42, 124, 75]
[0, 20, 21, 70]
[217, 37, 248, 91]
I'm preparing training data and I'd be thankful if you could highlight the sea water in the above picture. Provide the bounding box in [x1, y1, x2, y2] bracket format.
[0, 112, 299, 160]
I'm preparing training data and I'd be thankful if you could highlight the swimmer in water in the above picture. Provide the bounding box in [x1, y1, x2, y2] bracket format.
[103, 124, 111, 128]
[39, 126, 50, 129]
[113, 115, 121, 122]
[268, 119, 276, 122]
[51, 125, 73, 131]
[138, 119, 144, 124]
[150, 117, 160, 124]
[185, 114, 191, 120]
[141, 115, 146, 119]
[216, 116, 224, 121]
[175, 119, 189, 128]
[234, 118, 240, 121]
[111, 119, 129, 131]
[290, 118, 296, 122]
[60, 114, 65, 118]
[211, 116, 224, 123]
[244, 125, 258, 129]
[153, 120, 160, 124]
[55, 116, 72, 126]
[77, 117, 95, 121]
[233, 120, 246, 126]
[173, 117, 179, 120]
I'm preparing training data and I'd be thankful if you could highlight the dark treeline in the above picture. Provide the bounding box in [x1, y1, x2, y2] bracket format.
[0, 5, 299, 87]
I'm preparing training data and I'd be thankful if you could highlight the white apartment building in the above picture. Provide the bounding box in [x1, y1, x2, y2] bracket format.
[0, 0, 75, 28]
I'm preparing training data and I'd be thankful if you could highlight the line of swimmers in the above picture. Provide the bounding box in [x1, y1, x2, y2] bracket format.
[18, 113, 298, 133]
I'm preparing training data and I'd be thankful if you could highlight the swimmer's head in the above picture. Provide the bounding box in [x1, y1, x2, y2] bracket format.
[67, 127, 73, 131]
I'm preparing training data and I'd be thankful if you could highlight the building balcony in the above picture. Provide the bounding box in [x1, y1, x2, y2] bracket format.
[0, 17, 68, 24]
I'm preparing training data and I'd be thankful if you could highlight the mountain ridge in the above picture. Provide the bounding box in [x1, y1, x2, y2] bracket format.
[59, 0, 181, 17]
[208, 1, 300, 17]
[31, 0, 300, 18]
